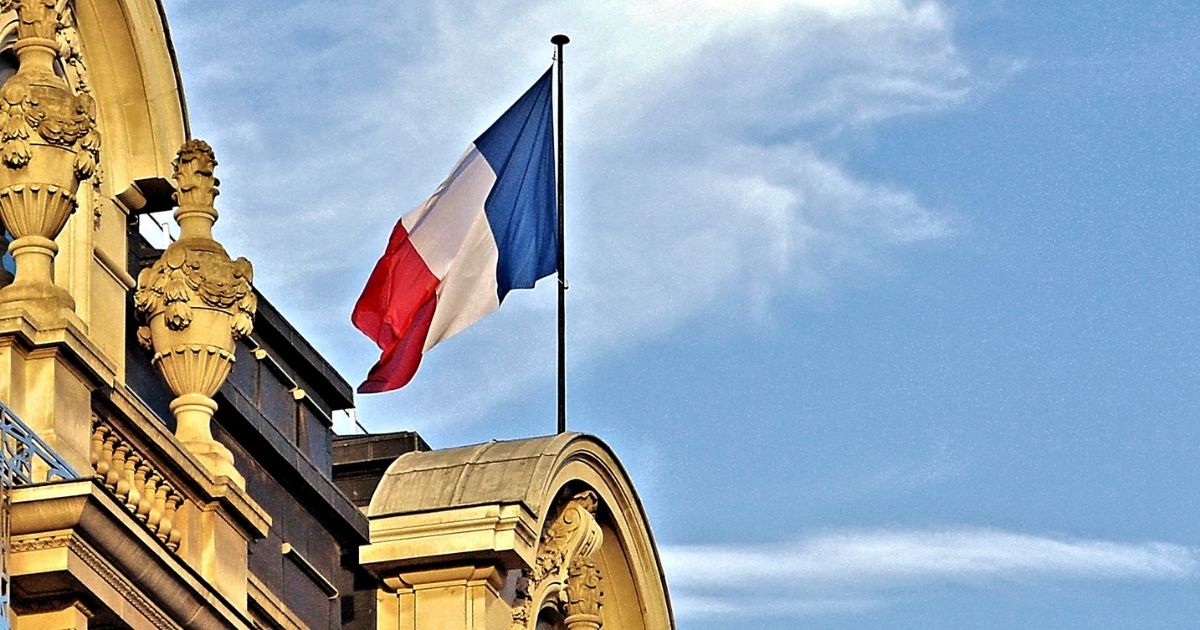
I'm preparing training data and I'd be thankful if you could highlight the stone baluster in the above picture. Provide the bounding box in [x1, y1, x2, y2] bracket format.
[133, 459, 153, 522]
[146, 472, 165, 531]
[121, 450, 141, 512]
[90, 423, 109, 477]
[111, 443, 130, 496]
[89, 420, 187, 553]
[163, 491, 183, 551]
[102, 431, 120, 481]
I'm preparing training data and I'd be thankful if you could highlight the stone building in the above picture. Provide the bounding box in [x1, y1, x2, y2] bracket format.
[0, 1, 672, 628]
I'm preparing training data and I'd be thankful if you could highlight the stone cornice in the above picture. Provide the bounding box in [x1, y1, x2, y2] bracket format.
[8, 479, 257, 628]
[361, 503, 540, 577]
[0, 307, 116, 386]
[12, 532, 180, 629]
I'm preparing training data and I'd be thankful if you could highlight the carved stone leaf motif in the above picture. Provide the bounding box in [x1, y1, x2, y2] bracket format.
[510, 573, 532, 626]
[55, 6, 105, 228]
[56, 10, 89, 94]
[564, 557, 603, 619]
[174, 139, 219, 208]
[535, 490, 600, 582]
[134, 247, 255, 335]
[30, 84, 93, 145]
[16, 0, 58, 40]
[0, 1, 101, 176]
[0, 83, 33, 168]
[134, 140, 255, 345]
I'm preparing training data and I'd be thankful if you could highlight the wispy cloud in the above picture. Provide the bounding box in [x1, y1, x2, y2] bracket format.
[662, 528, 1200, 618]
[162, 1, 991, 432]
[672, 594, 884, 617]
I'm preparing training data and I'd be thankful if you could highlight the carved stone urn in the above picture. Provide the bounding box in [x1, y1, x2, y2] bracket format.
[0, 0, 100, 316]
[134, 140, 255, 487]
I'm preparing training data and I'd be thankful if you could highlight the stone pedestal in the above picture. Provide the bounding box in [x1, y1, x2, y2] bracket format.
[176, 498, 250, 610]
[0, 311, 115, 475]
[378, 565, 512, 630]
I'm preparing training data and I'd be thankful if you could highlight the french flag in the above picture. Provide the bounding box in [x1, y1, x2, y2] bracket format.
[352, 69, 558, 393]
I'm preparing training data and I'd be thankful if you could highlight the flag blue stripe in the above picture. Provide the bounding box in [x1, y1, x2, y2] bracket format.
[474, 67, 558, 303]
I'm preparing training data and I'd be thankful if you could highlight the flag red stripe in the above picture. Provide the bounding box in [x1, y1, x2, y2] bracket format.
[352, 219, 440, 393]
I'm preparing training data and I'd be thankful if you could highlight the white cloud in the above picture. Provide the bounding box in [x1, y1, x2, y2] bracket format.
[662, 528, 1200, 618]
[672, 594, 883, 617]
[163, 0, 984, 432]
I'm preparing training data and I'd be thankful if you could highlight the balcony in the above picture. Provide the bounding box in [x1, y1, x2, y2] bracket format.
[0, 397, 267, 628]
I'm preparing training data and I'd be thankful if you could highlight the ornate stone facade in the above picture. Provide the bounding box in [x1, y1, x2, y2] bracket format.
[0, 2, 671, 629]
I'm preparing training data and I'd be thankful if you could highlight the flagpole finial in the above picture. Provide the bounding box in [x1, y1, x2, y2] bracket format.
[551, 34, 570, 46]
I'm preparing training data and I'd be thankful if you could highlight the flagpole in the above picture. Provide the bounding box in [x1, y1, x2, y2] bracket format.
[552, 34, 569, 435]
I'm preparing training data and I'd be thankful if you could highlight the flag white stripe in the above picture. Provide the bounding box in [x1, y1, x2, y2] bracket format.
[424, 209, 501, 350]
[402, 146, 497, 280]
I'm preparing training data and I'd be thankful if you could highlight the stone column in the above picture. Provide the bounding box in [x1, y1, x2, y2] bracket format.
[134, 140, 255, 487]
[563, 558, 604, 630]
[0, 0, 101, 323]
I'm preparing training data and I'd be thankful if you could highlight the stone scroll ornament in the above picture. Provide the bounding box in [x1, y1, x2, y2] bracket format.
[512, 490, 606, 629]
[134, 140, 255, 487]
[0, 0, 100, 316]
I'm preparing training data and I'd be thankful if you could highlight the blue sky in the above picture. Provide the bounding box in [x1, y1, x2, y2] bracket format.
[162, 1, 1199, 627]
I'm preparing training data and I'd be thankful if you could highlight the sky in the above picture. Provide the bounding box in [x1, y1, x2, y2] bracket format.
[160, 1, 1200, 628]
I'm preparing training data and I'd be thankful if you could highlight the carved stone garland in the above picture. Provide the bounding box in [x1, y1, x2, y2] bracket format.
[134, 140, 255, 488]
[54, 3, 104, 229]
[512, 490, 606, 629]
[0, 0, 100, 317]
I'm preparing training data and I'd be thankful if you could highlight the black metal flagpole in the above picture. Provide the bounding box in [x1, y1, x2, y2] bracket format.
[552, 34, 569, 434]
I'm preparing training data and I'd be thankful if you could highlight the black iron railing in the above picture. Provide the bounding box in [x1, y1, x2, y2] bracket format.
[0, 401, 78, 628]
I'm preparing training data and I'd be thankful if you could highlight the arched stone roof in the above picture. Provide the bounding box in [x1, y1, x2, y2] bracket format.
[367, 432, 675, 629]
[74, 0, 188, 198]
[369, 431, 582, 518]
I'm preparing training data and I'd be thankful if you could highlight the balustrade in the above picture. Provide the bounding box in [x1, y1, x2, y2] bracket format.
[90, 420, 183, 551]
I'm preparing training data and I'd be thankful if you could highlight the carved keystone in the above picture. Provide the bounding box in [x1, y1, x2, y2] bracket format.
[134, 140, 255, 487]
[0, 0, 101, 318]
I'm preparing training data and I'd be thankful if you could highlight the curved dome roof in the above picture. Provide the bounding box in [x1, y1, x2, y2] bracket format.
[369, 431, 592, 518]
